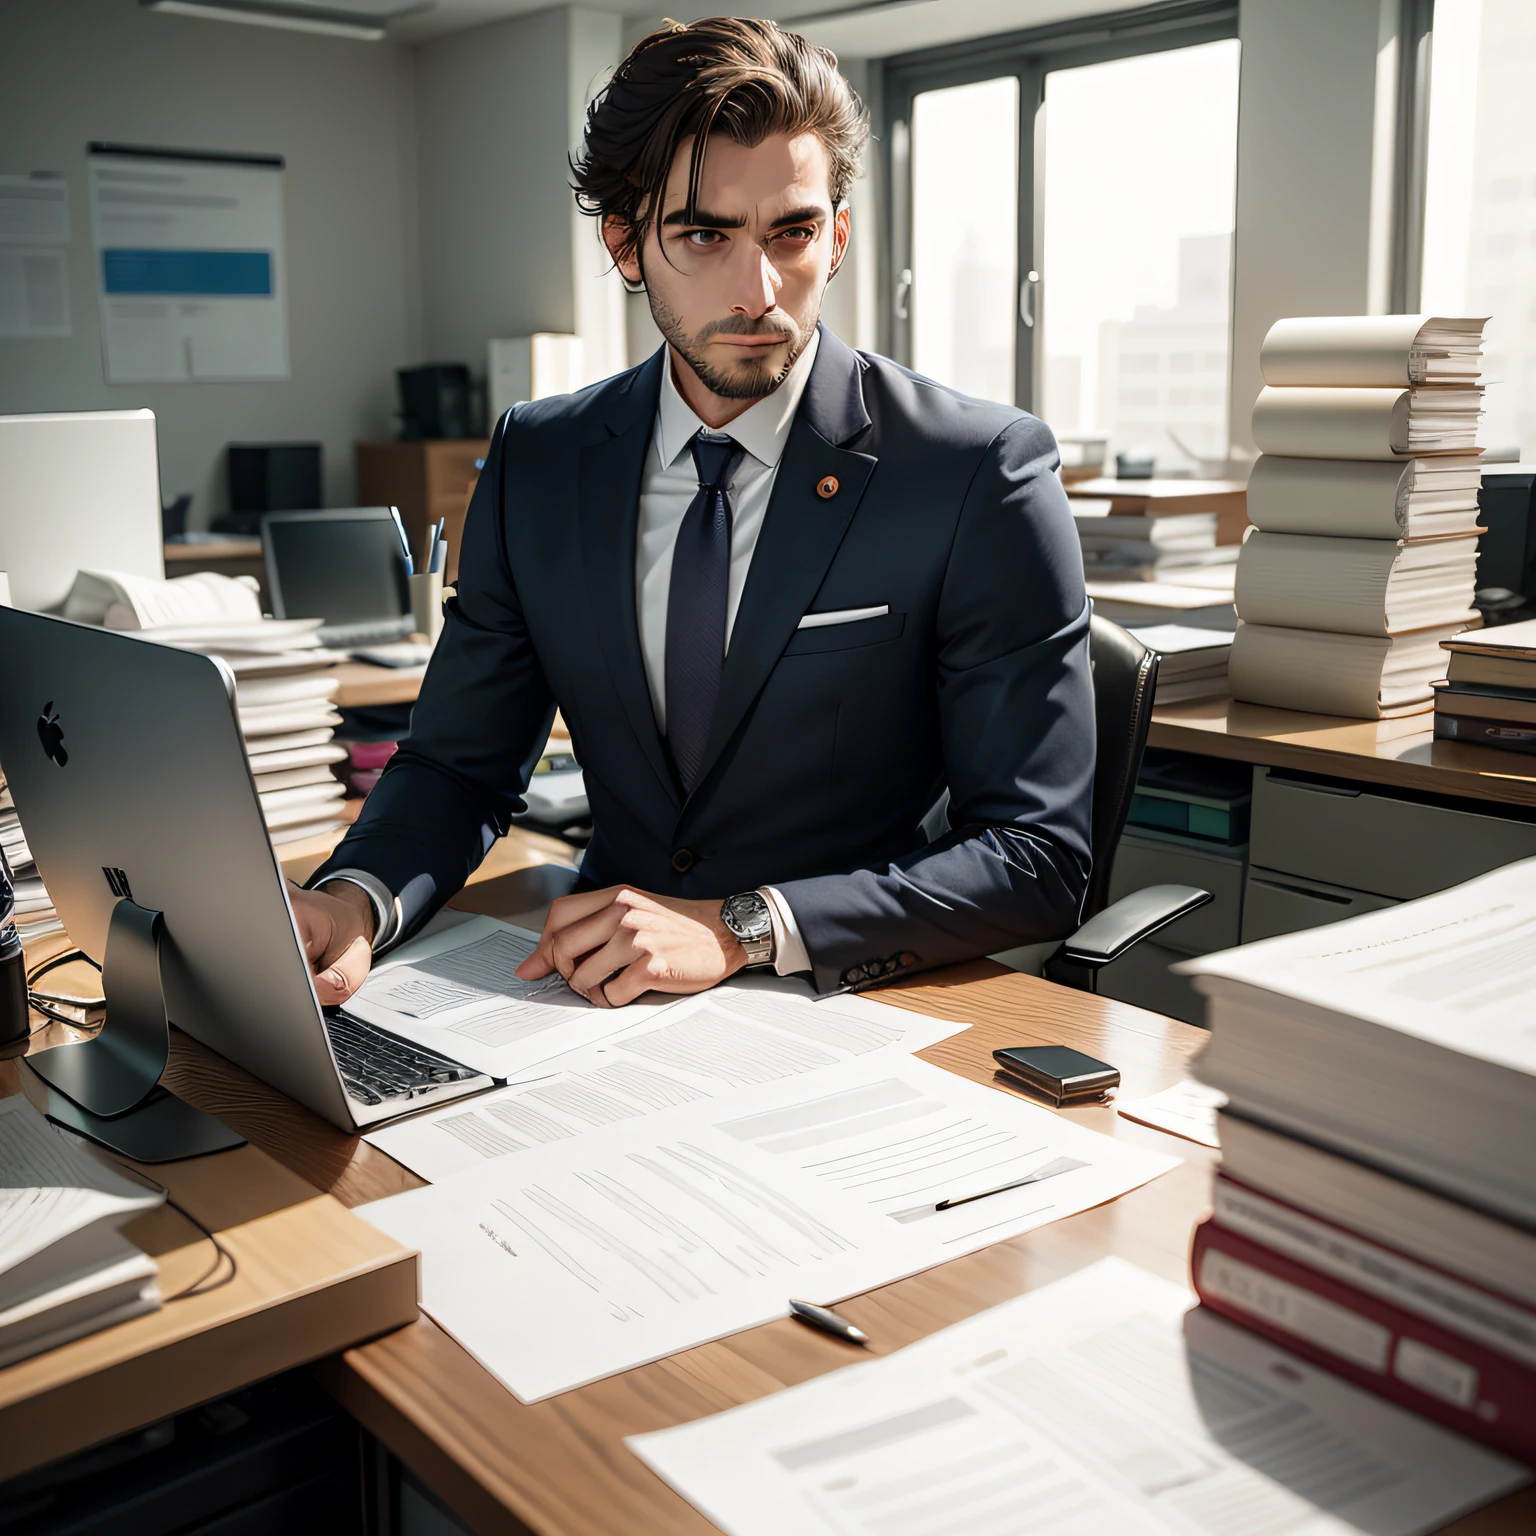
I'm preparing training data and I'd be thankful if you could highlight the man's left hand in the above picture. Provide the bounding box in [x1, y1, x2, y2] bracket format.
[515, 886, 748, 1006]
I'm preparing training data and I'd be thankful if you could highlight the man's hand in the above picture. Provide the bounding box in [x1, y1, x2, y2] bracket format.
[516, 886, 747, 1007]
[289, 881, 375, 1006]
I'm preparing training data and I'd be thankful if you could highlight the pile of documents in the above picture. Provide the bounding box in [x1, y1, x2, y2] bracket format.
[1230, 315, 1486, 718]
[1072, 501, 1237, 582]
[628, 1258, 1528, 1536]
[1434, 615, 1536, 755]
[1177, 857, 1536, 1464]
[351, 920, 1179, 1403]
[63, 569, 347, 845]
[1124, 623, 1233, 705]
[0, 1095, 164, 1367]
[0, 770, 60, 941]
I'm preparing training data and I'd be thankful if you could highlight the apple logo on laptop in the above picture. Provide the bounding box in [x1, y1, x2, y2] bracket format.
[37, 702, 67, 766]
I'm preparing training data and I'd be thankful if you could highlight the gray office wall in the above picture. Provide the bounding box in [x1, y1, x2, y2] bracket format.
[0, 0, 422, 526]
[414, 7, 579, 366]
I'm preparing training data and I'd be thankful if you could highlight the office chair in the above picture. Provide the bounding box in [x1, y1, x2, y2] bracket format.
[1040, 615, 1211, 992]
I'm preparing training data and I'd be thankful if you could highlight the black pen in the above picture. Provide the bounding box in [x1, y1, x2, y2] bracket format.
[789, 1299, 868, 1345]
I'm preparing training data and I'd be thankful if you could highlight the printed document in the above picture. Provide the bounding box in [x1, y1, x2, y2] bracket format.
[629, 1258, 1529, 1536]
[363, 979, 968, 1182]
[343, 915, 678, 1079]
[1116, 1080, 1227, 1147]
[358, 1060, 1177, 1400]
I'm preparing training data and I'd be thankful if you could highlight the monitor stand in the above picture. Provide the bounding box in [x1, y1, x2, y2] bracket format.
[25, 898, 245, 1162]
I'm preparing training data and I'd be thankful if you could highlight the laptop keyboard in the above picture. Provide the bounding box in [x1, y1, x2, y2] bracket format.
[325, 1012, 481, 1106]
[319, 618, 415, 650]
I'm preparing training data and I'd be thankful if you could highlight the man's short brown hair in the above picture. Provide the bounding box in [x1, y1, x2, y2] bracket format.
[572, 16, 869, 268]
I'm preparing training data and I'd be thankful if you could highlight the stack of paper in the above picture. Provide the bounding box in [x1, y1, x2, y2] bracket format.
[60, 568, 347, 846]
[628, 1259, 1527, 1536]
[1125, 623, 1233, 704]
[1073, 504, 1237, 583]
[0, 771, 59, 941]
[354, 971, 1179, 1403]
[1230, 315, 1486, 720]
[0, 1096, 164, 1367]
[1434, 615, 1536, 756]
[1177, 858, 1536, 1462]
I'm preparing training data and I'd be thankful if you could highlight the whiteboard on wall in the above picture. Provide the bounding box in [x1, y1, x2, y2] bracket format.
[87, 143, 288, 383]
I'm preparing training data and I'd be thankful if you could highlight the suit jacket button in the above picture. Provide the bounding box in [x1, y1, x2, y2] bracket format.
[670, 847, 695, 874]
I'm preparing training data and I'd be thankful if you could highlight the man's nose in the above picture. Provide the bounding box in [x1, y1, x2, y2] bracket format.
[727, 245, 781, 317]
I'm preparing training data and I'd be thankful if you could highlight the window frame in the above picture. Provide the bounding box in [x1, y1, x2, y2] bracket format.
[879, 0, 1239, 413]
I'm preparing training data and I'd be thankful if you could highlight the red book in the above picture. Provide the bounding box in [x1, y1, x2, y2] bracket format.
[1192, 1179, 1536, 1466]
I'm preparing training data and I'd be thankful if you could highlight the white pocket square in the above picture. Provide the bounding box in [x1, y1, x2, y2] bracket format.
[796, 604, 889, 630]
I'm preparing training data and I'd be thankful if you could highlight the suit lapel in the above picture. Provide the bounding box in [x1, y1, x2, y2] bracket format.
[578, 349, 681, 810]
[694, 328, 877, 790]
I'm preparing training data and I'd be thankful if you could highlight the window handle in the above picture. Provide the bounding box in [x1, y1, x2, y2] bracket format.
[1019, 269, 1039, 329]
[895, 267, 912, 322]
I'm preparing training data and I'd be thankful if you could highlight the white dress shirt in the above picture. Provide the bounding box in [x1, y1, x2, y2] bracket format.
[635, 331, 820, 975]
[322, 333, 819, 975]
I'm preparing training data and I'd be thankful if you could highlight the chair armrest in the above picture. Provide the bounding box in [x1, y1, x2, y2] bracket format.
[1060, 884, 1213, 966]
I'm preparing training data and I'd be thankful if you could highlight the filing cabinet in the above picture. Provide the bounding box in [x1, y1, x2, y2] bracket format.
[1241, 868, 1399, 944]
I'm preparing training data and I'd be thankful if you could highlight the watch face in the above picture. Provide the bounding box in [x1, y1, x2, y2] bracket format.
[724, 891, 772, 939]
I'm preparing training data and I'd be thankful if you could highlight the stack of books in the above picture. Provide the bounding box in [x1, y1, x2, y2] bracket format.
[62, 569, 348, 846]
[1230, 315, 1486, 718]
[0, 1095, 164, 1367]
[1072, 502, 1237, 582]
[1434, 617, 1536, 755]
[1178, 858, 1536, 1464]
[0, 771, 60, 941]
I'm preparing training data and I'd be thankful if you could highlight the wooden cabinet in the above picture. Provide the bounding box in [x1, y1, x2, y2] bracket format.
[355, 438, 489, 584]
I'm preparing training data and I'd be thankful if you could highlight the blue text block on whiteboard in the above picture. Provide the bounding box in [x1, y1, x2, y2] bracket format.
[101, 249, 273, 297]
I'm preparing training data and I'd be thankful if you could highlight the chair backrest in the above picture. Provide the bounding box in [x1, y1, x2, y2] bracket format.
[1084, 614, 1160, 920]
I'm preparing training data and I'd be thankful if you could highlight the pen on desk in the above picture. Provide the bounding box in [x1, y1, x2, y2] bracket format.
[431, 537, 448, 575]
[789, 1299, 868, 1345]
[426, 515, 445, 573]
[389, 505, 414, 576]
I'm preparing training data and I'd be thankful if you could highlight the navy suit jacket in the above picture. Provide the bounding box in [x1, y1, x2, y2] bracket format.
[315, 327, 1095, 993]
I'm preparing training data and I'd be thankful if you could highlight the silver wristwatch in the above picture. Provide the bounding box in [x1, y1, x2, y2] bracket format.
[721, 890, 775, 968]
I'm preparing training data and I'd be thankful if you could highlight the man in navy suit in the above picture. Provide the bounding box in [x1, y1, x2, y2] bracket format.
[294, 17, 1094, 1007]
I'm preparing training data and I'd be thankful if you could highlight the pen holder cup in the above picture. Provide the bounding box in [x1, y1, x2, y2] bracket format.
[409, 570, 444, 645]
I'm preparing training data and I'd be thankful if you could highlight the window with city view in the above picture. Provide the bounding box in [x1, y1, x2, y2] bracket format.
[1039, 40, 1240, 474]
[1421, 0, 1536, 460]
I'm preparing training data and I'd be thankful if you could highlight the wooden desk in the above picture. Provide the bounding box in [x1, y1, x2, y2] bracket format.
[113, 873, 1530, 1536]
[0, 1048, 417, 1482]
[332, 659, 429, 710]
[1150, 696, 1536, 811]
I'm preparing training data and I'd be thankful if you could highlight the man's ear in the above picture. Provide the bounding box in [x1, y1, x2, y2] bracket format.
[828, 205, 851, 279]
[602, 215, 644, 287]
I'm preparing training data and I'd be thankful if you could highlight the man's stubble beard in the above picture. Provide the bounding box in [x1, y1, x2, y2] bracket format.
[646, 283, 813, 401]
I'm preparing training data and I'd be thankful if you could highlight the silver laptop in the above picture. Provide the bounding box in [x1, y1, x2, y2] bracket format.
[261, 507, 414, 649]
[0, 607, 491, 1130]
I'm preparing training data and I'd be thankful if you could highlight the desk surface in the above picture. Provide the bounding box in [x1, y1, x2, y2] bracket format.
[135, 874, 1533, 1536]
[0, 1044, 417, 1482]
[1150, 697, 1536, 810]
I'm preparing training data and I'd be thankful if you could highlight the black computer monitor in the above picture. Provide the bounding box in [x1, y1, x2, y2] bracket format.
[261, 507, 412, 626]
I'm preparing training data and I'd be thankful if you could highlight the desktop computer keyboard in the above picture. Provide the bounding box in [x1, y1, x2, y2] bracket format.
[318, 619, 415, 650]
[325, 1013, 481, 1106]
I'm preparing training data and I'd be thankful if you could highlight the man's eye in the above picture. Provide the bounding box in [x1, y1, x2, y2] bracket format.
[684, 229, 724, 247]
[775, 226, 816, 242]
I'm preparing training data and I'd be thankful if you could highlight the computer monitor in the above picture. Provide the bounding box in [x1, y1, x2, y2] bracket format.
[261, 507, 412, 628]
[0, 410, 164, 613]
[0, 607, 488, 1154]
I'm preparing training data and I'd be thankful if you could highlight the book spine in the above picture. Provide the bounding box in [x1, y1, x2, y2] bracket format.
[1434, 713, 1536, 754]
[1192, 1219, 1536, 1464]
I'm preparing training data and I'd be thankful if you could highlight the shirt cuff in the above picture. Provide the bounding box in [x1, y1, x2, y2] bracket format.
[311, 868, 402, 953]
[761, 886, 812, 976]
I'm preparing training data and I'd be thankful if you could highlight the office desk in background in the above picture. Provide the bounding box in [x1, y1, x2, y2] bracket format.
[356, 439, 488, 585]
[121, 872, 1536, 1536]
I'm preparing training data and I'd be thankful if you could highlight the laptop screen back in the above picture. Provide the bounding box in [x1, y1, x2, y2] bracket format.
[264, 510, 411, 624]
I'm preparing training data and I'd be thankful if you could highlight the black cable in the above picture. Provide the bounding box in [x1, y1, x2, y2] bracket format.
[105, 1159, 239, 1302]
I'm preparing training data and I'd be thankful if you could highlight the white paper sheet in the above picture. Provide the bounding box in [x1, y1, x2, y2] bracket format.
[0, 1097, 163, 1279]
[1116, 1080, 1227, 1147]
[629, 1258, 1529, 1536]
[344, 915, 679, 1079]
[364, 978, 969, 1182]
[0, 174, 70, 246]
[358, 1061, 1177, 1400]
[0, 247, 70, 339]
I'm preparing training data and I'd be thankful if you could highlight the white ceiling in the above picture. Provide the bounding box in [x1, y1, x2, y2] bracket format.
[385, 0, 1116, 53]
